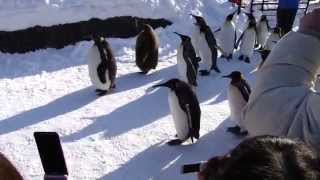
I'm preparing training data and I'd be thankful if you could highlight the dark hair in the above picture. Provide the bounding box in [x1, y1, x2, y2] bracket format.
[202, 136, 320, 180]
[0, 152, 23, 180]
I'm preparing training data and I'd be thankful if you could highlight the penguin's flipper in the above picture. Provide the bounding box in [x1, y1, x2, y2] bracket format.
[213, 27, 221, 34]
[97, 64, 107, 84]
[136, 31, 150, 69]
[235, 32, 245, 49]
[233, 81, 250, 102]
[167, 139, 184, 146]
[204, 27, 218, 53]
[244, 80, 251, 95]
[108, 58, 117, 88]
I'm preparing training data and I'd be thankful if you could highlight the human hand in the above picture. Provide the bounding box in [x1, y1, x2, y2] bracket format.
[299, 8, 320, 35]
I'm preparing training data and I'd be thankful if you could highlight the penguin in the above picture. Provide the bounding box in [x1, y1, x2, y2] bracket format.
[217, 13, 237, 61]
[222, 71, 251, 136]
[256, 15, 270, 49]
[257, 27, 281, 69]
[135, 24, 159, 74]
[87, 36, 117, 96]
[174, 32, 201, 87]
[236, 19, 257, 63]
[153, 79, 201, 146]
[191, 14, 221, 76]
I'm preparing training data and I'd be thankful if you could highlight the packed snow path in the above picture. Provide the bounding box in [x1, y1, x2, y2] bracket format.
[0, 0, 262, 179]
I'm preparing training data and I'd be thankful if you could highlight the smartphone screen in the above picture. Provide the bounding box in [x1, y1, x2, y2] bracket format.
[34, 132, 68, 176]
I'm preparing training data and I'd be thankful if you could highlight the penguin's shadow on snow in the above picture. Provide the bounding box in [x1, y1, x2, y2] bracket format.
[62, 88, 170, 142]
[0, 87, 97, 135]
[114, 65, 176, 93]
[0, 43, 89, 79]
[100, 118, 242, 180]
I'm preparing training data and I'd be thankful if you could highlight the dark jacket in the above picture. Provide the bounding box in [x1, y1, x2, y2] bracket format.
[278, 0, 300, 9]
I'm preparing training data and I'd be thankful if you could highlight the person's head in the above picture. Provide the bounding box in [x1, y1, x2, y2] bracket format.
[200, 136, 320, 180]
[0, 152, 23, 180]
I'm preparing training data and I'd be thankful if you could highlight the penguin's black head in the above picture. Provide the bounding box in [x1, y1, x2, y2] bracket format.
[152, 79, 184, 90]
[190, 14, 207, 27]
[222, 71, 242, 80]
[142, 24, 153, 32]
[92, 35, 105, 46]
[226, 13, 234, 21]
[174, 32, 191, 42]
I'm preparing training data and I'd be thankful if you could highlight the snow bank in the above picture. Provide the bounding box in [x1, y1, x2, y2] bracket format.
[0, 0, 233, 31]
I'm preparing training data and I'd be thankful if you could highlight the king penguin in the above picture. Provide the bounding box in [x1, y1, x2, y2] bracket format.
[87, 36, 117, 96]
[217, 13, 237, 61]
[236, 19, 257, 63]
[174, 32, 201, 87]
[153, 79, 201, 146]
[257, 27, 281, 69]
[191, 14, 221, 76]
[223, 71, 251, 136]
[135, 24, 159, 74]
[256, 15, 270, 50]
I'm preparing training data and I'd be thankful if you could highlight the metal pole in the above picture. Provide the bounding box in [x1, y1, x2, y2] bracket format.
[250, 0, 254, 13]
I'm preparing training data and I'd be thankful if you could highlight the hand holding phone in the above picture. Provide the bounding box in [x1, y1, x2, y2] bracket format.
[34, 132, 68, 180]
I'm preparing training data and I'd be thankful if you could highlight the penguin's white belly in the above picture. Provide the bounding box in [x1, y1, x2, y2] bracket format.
[191, 26, 201, 57]
[177, 45, 188, 83]
[257, 23, 268, 46]
[168, 91, 189, 140]
[87, 46, 111, 90]
[220, 24, 235, 55]
[228, 85, 247, 124]
[198, 34, 212, 71]
[240, 29, 256, 57]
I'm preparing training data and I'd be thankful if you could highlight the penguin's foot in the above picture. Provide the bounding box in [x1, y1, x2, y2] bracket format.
[199, 70, 210, 76]
[167, 139, 184, 146]
[95, 89, 106, 93]
[139, 71, 148, 75]
[196, 57, 202, 62]
[96, 90, 108, 96]
[238, 55, 244, 60]
[244, 57, 250, 63]
[111, 84, 116, 89]
[227, 126, 248, 136]
[254, 44, 261, 49]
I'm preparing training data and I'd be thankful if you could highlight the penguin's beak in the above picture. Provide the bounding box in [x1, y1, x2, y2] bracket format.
[222, 74, 232, 78]
[173, 32, 182, 37]
[152, 83, 168, 88]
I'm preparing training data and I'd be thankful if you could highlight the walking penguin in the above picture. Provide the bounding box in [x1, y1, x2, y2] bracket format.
[175, 32, 201, 87]
[256, 15, 270, 49]
[217, 13, 237, 61]
[135, 24, 159, 74]
[87, 36, 117, 96]
[236, 19, 257, 63]
[223, 71, 251, 136]
[191, 14, 221, 76]
[153, 79, 201, 145]
[257, 27, 281, 69]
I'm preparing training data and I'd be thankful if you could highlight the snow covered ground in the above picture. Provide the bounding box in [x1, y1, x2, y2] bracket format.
[0, 0, 263, 179]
